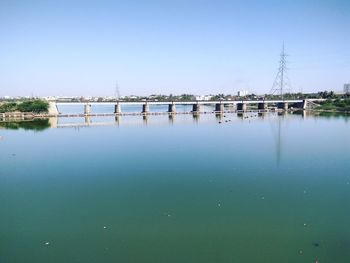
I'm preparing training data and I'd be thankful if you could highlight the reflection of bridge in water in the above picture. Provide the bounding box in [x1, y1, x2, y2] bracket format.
[50, 111, 310, 129]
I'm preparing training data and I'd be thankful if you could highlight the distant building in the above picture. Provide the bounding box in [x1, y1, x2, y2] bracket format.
[344, 83, 350, 94]
[237, 90, 249, 97]
[195, 95, 212, 101]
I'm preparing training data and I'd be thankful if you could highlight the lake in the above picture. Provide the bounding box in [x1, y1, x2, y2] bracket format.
[0, 111, 349, 263]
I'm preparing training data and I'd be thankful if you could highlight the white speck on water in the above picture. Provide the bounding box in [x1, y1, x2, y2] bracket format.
[303, 223, 307, 227]
[44, 242, 50, 245]
[218, 203, 221, 207]
[103, 226, 107, 229]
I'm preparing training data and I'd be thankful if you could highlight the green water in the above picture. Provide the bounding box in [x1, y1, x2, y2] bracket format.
[1, 112, 349, 263]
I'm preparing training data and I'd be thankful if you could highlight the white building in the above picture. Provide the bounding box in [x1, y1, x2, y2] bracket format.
[344, 83, 350, 94]
[237, 90, 249, 97]
[195, 95, 212, 101]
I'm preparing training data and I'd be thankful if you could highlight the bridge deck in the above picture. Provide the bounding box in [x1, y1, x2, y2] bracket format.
[54, 99, 319, 106]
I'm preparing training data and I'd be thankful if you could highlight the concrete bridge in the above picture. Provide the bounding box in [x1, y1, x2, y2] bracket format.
[49, 99, 323, 116]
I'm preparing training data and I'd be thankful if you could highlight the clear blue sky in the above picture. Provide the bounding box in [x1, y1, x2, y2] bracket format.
[0, 0, 349, 97]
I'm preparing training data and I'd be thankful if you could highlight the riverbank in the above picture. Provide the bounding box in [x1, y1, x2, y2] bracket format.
[315, 99, 350, 112]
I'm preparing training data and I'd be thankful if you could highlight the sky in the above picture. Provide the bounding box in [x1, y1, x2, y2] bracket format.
[0, 0, 349, 97]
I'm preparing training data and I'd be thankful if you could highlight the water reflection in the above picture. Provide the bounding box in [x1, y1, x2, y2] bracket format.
[258, 112, 266, 118]
[192, 112, 200, 123]
[168, 114, 175, 125]
[115, 115, 120, 126]
[1, 112, 349, 132]
[215, 113, 223, 122]
[0, 118, 51, 131]
[142, 115, 148, 125]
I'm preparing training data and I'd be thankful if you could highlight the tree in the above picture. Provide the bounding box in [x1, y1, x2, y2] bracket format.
[17, 100, 49, 113]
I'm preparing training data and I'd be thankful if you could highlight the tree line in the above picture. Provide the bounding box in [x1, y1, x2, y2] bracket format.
[0, 100, 49, 113]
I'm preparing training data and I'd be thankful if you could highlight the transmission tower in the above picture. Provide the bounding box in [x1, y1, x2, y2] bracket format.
[270, 43, 291, 99]
[115, 81, 121, 100]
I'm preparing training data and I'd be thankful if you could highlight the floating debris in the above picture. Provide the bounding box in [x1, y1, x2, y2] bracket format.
[103, 226, 107, 229]
[44, 242, 50, 246]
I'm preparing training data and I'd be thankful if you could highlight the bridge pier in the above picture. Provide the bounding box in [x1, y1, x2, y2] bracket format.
[114, 103, 121, 114]
[237, 103, 247, 111]
[277, 102, 288, 111]
[228, 104, 236, 111]
[258, 102, 267, 110]
[168, 103, 176, 113]
[48, 101, 59, 115]
[192, 103, 201, 113]
[84, 104, 91, 115]
[215, 103, 224, 112]
[300, 99, 307, 110]
[142, 103, 149, 114]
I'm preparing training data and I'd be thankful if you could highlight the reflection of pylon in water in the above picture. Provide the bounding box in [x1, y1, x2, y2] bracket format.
[270, 43, 291, 99]
[276, 116, 282, 165]
[270, 113, 288, 166]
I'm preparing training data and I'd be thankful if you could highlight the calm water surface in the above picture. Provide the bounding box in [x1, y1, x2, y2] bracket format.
[0, 112, 349, 263]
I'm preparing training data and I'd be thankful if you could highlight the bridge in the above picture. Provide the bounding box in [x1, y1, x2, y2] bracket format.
[48, 99, 323, 116]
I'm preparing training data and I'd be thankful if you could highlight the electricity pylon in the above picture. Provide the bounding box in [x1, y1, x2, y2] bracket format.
[270, 43, 291, 99]
[115, 81, 121, 100]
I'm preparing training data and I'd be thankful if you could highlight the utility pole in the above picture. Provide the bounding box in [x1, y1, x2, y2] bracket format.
[270, 43, 290, 99]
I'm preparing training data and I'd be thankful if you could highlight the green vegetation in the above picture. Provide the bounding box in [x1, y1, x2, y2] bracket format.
[0, 102, 18, 112]
[317, 98, 350, 112]
[0, 100, 49, 113]
[0, 119, 50, 131]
